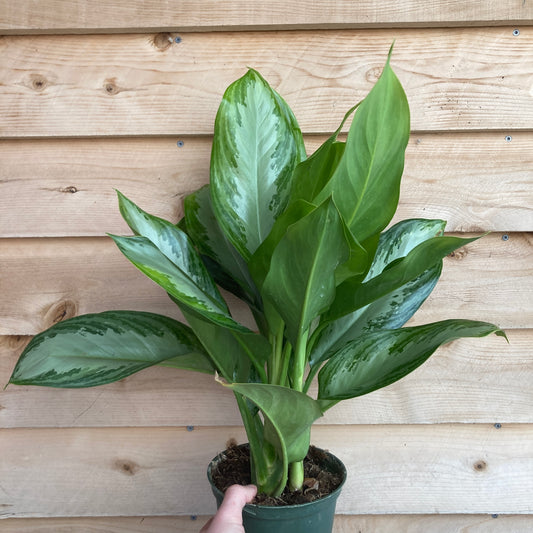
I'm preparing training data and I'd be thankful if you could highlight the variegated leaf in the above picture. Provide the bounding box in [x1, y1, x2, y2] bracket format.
[310, 219, 446, 366]
[211, 69, 306, 260]
[318, 320, 506, 402]
[9, 311, 206, 388]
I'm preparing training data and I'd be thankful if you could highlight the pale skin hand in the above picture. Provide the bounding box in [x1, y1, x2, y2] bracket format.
[200, 484, 257, 533]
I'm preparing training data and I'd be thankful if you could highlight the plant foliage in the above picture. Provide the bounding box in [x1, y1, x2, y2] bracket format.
[9, 47, 506, 497]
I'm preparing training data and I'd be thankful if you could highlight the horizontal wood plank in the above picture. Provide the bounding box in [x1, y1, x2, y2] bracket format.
[2, 1, 531, 528]
[2, 514, 533, 533]
[1, 0, 531, 33]
[0, 329, 526, 428]
[1, 232, 529, 336]
[1, 28, 532, 137]
[1, 132, 531, 238]
[0, 424, 532, 517]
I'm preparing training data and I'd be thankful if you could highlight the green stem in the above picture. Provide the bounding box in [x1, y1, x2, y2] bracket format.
[289, 461, 304, 492]
[235, 393, 286, 495]
[302, 321, 328, 393]
[278, 342, 292, 387]
[290, 329, 309, 391]
[234, 393, 264, 485]
[288, 329, 309, 492]
[269, 321, 285, 385]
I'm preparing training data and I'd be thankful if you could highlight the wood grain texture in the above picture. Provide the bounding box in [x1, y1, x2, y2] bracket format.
[0, 330, 525, 428]
[1, 232, 529, 336]
[1, 1, 531, 528]
[2, 514, 533, 533]
[1, 0, 531, 33]
[1, 28, 532, 137]
[1, 132, 531, 238]
[0, 424, 532, 517]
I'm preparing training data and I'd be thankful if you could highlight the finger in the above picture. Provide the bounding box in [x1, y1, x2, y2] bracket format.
[211, 484, 257, 526]
[224, 484, 258, 506]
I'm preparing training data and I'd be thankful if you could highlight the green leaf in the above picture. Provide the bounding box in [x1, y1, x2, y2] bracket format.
[318, 320, 506, 402]
[158, 353, 215, 374]
[288, 103, 358, 205]
[310, 219, 446, 366]
[180, 306, 269, 383]
[262, 199, 350, 345]
[184, 185, 260, 306]
[211, 69, 306, 260]
[290, 141, 345, 204]
[117, 189, 176, 241]
[109, 233, 247, 332]
[249, 106, 364, 292]
[311, 265, 441, 368]
[334, 221, 369, 286]
[226, 382, 323, 495]
[327, 234, 481, 321]
[9, 311, 206, 388]
[365, 219, 446, 278]
[249, 199, 316, 291]
[315, 48, 410, 242]
[113, 191, 250, 328]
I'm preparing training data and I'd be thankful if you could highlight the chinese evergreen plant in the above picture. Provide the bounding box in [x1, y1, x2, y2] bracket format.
[9, 48, 505, 497]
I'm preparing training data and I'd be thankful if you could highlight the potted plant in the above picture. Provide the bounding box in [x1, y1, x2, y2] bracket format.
[8, 46, 505, 533]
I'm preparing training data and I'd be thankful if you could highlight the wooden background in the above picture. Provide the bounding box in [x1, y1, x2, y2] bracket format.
[1, 1, 532, 531]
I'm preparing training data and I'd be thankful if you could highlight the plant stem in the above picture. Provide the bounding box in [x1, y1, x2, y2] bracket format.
[269, 321, 285, 385]
[235, 393, 285, 495]
[278, 342, 292, 387]
[289, 460, 304, 491]
[302, 321, 327, 393]
[290, 329, 308, 391]
[288, 329, 309, 492]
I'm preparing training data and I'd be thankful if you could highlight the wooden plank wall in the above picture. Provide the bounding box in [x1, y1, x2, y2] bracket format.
[1, 2, 532, 531]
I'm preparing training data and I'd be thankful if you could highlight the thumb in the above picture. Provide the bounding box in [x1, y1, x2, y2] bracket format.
[211, 484, 257, 526]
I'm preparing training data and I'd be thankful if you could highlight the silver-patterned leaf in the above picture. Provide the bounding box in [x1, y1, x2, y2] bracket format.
[9, 311, 207, 388]
[318, 320, 506, 401]
[211, 69, 306, 260]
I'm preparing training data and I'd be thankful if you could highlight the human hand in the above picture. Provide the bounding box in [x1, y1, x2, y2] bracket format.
[200, 484, 257, 533]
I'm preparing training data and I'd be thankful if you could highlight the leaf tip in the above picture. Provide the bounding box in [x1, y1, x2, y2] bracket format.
[387, 40, 396, 64]
[495, 329, 509, 343]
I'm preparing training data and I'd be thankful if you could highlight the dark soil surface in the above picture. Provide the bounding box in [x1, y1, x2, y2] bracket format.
[210, 442, 343, 506]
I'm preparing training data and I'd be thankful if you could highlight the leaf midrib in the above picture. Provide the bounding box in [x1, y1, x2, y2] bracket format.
[346, 76, 390, 228]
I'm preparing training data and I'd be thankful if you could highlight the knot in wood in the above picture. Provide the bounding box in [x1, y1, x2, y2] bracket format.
[365, 66, 383, 84]
[448, 247, 468, 260]
[104, 80, 120, 95]
[113, 459, 140, 476]
[30, 73, 48, 92]
[153, 32, 174, 51]
[45, 299, 78, 326]
[473, 460, 488, 472]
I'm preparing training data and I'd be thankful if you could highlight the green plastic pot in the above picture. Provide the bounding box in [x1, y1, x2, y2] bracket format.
[207, 445, 346, 533]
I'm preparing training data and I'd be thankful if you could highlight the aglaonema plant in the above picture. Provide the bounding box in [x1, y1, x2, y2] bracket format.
[9, 47, 505, 497]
